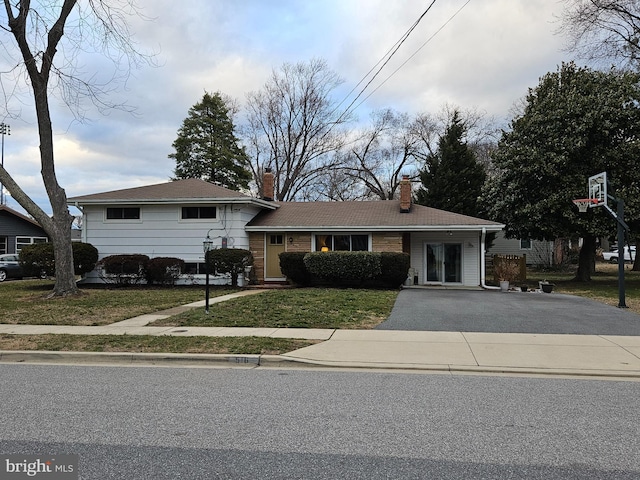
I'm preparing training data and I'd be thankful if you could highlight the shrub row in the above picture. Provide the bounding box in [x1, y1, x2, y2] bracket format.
[100, 255, 185, 285]
[99, 248, 253, 286]
[279, 251, 410, 288]
[19, 242, 99, 277]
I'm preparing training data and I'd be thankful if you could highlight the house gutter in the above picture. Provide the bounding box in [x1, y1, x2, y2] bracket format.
[480, 227, 500, 290]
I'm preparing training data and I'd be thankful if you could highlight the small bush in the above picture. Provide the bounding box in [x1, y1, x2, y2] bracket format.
[19, 242, 99, 277]
[19, 243, 54, 277]
[100, 254, 149, 285]
[145, 257, 185, 286]
[72, 242, 99, 276]
[378, 252, 411, 288]
[207, 248, 253, 287]
[279, 252, 313, 286]
[304, 251, 381, 286]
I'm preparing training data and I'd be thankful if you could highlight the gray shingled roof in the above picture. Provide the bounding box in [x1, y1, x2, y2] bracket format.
[68, 178, 255, 203]
[246, 201, 503, 231]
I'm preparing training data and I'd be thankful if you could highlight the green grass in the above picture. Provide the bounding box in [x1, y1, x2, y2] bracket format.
[0, 333, 316, 354]
[153, 288, 399, 329]
[0, 280, 236, 325]
[515, 263, 640, 314]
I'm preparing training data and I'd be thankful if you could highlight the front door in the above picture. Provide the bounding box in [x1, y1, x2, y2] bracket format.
[425, 243, 462, 284]
[265, 233, 285, 279]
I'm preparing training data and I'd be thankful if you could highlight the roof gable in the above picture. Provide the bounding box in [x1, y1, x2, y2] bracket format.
[67, 179, 272, 207]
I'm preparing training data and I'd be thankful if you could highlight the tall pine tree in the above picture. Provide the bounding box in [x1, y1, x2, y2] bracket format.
[171, 92, 252, 190]
[415, 111, 486, 217]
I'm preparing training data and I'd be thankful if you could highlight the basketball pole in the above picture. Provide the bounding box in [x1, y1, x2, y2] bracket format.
[614, 197, 627, 308]
[602, 197, 629, 308]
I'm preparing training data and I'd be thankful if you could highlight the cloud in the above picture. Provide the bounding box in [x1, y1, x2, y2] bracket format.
[0, 0, 573, 216]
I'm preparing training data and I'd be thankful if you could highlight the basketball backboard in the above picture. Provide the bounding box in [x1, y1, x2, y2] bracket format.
[588, 172, 607, 207]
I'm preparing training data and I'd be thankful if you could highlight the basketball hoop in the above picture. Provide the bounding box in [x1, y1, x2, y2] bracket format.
[572, 198, 598, 213]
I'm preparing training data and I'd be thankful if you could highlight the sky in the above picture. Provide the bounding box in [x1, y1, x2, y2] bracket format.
[0, 0, 574, 217]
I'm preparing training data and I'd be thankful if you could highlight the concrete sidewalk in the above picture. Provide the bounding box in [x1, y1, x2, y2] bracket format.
[282, 330, 640, 378]
[1, 288, 639, 378]
[1, 322, 640, 378]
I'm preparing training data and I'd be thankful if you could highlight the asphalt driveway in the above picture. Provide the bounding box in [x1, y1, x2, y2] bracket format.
[376, 289, 640, 335]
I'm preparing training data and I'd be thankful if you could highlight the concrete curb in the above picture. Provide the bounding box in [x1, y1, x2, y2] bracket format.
[2, 350, 640, 379]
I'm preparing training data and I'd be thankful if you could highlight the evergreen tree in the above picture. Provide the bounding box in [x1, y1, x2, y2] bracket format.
[171, 92, 251, 190]
[482, 63, 640, 280]
[415, 111, 486, 217]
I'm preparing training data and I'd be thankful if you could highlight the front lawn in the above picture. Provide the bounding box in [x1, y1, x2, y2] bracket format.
[152, 288, 399, 329]
[0, 333, 317, 354]
[526, 263, 640, 314]
[0, 280, 234, 325]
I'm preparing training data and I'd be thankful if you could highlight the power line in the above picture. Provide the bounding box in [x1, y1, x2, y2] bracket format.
[352, 0, 472, 112]
[334, 1, 437, 125]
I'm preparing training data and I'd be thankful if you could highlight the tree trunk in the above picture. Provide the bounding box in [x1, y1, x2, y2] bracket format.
[574, 235, 597, 282]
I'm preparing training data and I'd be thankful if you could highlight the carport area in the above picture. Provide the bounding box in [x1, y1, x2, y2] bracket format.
[376, 289, 640, 336]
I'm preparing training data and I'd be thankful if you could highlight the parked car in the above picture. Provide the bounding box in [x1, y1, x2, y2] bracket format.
[0, 254, 24, 282]
[602, 246, 636, 263]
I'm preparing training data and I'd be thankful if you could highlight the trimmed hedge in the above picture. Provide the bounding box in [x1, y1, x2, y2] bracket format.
[101, 254, 149, 274]
[207, 248, 253, 287]
[304, 251, 381, 286]
[279, 252, 313, 286]
[280, 251, 410, 288]
[19, 242, 98, 277]
[379, 252, 411, 288]
[145, 257, 185, 285]
[100, 254, 149, 285]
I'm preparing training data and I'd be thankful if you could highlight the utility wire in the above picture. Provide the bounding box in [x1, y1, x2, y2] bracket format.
[334, 0, 437, 125]
[332, 0, 436, 118]
[352, 0, 471, 112]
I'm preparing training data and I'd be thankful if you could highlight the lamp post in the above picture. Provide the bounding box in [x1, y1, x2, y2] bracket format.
[203, 231, 214, 314]
[0, 123, 10, 205]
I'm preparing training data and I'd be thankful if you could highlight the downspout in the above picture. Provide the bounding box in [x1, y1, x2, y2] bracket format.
[480, 227, 500, 290]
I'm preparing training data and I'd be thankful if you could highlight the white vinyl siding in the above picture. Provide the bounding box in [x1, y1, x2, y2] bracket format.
[83, 204, 260, 264]
[408, 231, 480, 287]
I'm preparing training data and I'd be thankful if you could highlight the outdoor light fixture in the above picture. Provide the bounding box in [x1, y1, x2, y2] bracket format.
[288, 236, 293, 244]
[203, 230, 215, 314]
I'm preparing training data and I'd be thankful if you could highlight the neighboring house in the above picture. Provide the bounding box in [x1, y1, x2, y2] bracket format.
[487, 232, 554, 267]
[0, 205, 48, 255]
[69, 175, 504, 287]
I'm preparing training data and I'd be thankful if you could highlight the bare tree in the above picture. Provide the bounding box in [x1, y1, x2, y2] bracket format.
[244, 58, 350, 201]
[0, 1, 149, 297]
[558, 0, 640, 68]
[339, 109, 421, 200]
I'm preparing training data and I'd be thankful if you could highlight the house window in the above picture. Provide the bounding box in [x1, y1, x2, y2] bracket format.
[16, 236, 48, 252]
[106, 207, 140, 220]
[183, 262, 208, 274]
[315, 234, 369, 252]
[520, 238, 532, 250]
[0, 237, 6, 255]
[182, 206, 216, 219]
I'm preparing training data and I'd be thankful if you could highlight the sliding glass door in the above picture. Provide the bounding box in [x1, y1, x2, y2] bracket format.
[425, 243, 462, 284]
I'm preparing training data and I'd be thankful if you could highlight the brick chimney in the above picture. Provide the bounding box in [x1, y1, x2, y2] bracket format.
[262, 168, 274, 201]
[400, 175, 411, 213]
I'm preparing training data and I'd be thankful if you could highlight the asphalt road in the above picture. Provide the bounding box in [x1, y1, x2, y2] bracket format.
[377, 289, 640, 335]
[1, 364, 639, 479]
